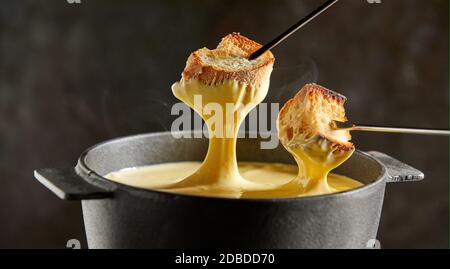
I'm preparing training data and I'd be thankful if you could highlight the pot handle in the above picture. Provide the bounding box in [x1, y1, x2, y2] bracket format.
[34, 167, 114, 200]
[367, 151, 425, 183]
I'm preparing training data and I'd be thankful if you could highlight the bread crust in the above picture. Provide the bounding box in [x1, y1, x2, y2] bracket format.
[278, 83, 354, 152]
[182, 33, 275, 87]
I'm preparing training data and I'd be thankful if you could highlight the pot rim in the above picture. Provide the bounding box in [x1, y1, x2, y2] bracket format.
[76, 131, 387, 203]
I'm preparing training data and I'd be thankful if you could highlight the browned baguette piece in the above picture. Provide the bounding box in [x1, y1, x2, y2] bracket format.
[182, 32, 275, 87]
[278, 83, 354, 152]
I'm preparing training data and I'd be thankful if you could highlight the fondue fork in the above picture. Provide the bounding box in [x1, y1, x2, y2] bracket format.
[249, 0, 339, 60]
[332, 120, 450, 136]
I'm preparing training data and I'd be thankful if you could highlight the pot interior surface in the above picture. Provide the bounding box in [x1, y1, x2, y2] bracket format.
[82, 132, 383, 186]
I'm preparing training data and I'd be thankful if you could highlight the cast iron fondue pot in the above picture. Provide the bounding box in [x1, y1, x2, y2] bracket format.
[34, 131, 424, 249]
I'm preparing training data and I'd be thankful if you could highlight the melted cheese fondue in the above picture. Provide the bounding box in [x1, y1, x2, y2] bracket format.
[106, 162, 362, 198]
[104, 78, 362, 199]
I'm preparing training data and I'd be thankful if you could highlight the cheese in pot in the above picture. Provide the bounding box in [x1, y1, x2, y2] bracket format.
[106, 162, 362, 199]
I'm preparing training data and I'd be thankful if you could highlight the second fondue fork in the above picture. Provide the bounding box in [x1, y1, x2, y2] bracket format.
[332, 120, 450, 136]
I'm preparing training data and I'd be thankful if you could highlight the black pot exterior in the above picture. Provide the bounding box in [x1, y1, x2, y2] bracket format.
[34, 131, 424, 249]
[82, 183, 385, 249]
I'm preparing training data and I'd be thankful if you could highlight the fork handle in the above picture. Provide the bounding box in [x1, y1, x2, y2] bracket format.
[352, 125, 450, 136]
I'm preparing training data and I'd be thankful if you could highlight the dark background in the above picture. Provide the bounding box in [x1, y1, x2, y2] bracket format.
[0, 0, 448, 248]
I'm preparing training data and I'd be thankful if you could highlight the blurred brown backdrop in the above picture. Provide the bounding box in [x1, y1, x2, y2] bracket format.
[0, 0, 448, 248]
